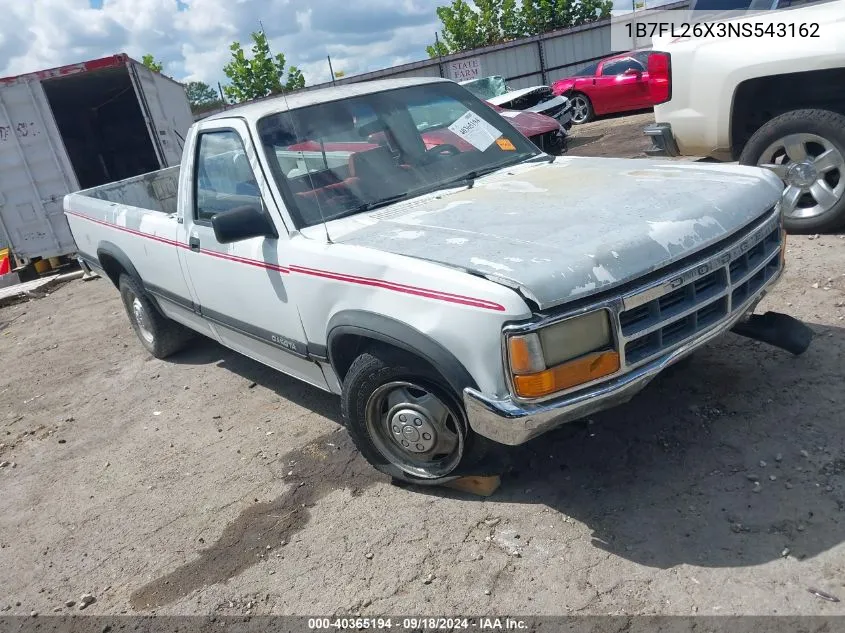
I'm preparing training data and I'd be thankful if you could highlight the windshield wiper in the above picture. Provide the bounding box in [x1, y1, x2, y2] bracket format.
[328, 162, 530, 221]
[329, 178, 475, 221]
[346, 192, 412, 214]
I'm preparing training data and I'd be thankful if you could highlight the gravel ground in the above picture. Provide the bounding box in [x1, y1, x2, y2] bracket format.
[1, 120, 844, 617]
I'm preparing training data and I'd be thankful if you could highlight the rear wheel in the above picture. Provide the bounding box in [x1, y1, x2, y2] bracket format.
[341, 346, 474, 484]
[119, 274, 194, 359]
[570, 93, 594, 125]
[739, 109, 845, 233]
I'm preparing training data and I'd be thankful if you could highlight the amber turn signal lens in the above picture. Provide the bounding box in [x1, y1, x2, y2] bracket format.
[514, 350, 620, 398]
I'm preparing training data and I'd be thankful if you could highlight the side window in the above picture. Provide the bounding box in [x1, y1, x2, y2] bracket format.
[194, 130, 261, 223]
[600, 61, 621, 76]
[602, 59, 644, 76]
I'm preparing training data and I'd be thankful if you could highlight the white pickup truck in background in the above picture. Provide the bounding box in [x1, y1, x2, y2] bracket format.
[65, 77, 812, 484]
[645, 0, 845, 233]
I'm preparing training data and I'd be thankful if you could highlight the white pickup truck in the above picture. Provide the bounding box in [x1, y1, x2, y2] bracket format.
[644, 0, 845, 233]
[65, 77, 812, 484]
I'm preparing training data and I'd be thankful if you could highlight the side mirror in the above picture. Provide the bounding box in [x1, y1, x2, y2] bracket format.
[211, 204, 278, 244]
[623, 68, 643, 78]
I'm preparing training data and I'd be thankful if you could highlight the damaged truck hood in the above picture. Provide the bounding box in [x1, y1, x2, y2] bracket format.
[331, 157, 784, 310]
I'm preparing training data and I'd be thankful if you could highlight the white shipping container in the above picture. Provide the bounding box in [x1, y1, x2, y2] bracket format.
[0, 54, 193, 263]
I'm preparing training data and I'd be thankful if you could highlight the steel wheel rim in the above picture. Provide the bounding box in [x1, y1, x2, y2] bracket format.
[132, 296, 155, 344]
[364, 380, 465, 479]
[758, 132, 845, 219]
[571, 96, 589, 124]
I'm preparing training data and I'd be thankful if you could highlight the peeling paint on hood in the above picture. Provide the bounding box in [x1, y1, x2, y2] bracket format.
[332, 157, 784, 310]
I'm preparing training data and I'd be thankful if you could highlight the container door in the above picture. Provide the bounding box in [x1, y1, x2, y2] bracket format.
[127, 61, 194, 168]
[0, 80, 79, 260]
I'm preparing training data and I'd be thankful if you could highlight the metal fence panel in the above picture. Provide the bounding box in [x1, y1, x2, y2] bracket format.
[543, 26, 610, 83]
[303, 0, 689, 91]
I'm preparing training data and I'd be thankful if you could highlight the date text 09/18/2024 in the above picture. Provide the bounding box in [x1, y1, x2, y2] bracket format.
[307, 617, 529, 630]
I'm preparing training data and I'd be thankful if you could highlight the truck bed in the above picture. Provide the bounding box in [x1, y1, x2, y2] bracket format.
[63, 164, 199, 335]
[81, 166, 180, 215]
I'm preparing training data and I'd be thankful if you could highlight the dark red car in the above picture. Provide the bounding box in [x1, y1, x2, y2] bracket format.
[551, 50, 663, 124]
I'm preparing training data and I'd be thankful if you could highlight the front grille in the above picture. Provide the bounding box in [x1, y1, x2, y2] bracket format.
[618, 215, 782, 368]
[540, 101, 565, 119]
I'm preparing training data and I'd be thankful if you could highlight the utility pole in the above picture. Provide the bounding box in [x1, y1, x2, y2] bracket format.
[328, 55, 337, 85]
[435, 32, 446, 78]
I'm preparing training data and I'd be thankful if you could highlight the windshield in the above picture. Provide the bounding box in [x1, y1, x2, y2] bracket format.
[459, 76, 509, 101]
[256, 82, 539, 229]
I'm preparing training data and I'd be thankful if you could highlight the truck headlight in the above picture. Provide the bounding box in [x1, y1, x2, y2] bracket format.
[507, 310, 619, 399]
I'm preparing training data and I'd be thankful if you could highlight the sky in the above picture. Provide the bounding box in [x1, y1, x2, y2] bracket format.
[0, 0, 649, 88]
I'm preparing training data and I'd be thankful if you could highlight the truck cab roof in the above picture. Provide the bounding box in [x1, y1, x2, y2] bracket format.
[204, 77, 455, 123]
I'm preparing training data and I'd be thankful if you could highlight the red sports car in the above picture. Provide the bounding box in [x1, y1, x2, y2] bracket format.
[551, 50, 663, 124]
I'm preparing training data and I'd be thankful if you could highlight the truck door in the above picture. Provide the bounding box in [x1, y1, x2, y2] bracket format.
[0, 80, 79, 260]
[176, 120, 328, 391]
[596, 58, 649, 112]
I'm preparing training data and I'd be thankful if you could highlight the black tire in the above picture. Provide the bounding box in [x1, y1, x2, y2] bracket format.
[739, 109, 845, 234]
[570, 92, 594, 125]
[118, 274, 194, 359]
[341, 345, 486, 485]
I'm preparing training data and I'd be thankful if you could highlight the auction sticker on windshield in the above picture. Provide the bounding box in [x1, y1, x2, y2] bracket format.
[448, 110, 502, 151]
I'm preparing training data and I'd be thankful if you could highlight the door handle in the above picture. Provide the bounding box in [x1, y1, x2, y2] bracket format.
[189, 236, 200, 252]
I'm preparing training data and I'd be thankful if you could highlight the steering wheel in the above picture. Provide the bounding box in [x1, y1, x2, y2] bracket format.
[425, 144, 462, 158]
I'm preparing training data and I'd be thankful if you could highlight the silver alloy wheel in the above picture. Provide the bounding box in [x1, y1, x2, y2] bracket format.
[364, 380, 465, 479]
[132, 296, 155, 344]
[757, 133, 845, 220]
[571, 95, 590, 124]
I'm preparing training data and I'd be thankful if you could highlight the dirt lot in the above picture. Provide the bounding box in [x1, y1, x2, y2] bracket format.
[566, 111, 661, 159]
[2, 114, 845, 617]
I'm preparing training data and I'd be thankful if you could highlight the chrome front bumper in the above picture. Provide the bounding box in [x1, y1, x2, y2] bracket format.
[463, 257, 784, 447]
[463, 199, 784, 445]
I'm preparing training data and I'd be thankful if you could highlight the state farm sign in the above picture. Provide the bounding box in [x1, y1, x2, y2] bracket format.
[448, 57, 482, 81]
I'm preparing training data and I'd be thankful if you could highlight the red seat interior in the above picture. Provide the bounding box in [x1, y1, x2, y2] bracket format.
[293, 146, 414, 210]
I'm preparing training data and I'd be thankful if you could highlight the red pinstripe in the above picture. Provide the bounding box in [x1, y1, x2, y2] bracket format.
[66, 210, 506, 312]
[288, 265, 506, 311]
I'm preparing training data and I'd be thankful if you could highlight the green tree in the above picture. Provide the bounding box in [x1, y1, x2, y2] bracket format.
[476, 0, 503, 46]
[221, 31, 305, 103]
[425, 40, 451, 58]
[427, 0, 485, 57]
[141, 54, 164, 73]
[500, 0, 524, 39]
[185, 81, 219, 106]
[427, 0, 612, 57]
[285, 66, 305, 91]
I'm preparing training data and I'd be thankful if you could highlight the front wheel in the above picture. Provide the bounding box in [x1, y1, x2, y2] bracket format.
[739, 109, 845, 233]
[570, 93, 594, 125]
[341, 346, 472, 484]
